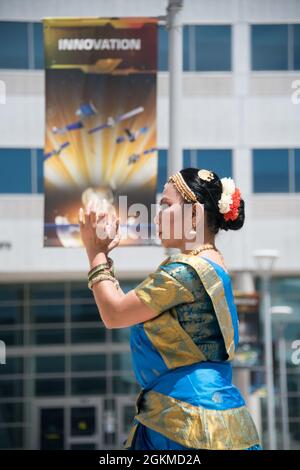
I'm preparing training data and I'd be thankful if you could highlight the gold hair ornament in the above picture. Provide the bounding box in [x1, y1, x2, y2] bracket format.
[168, 172, 197, 203]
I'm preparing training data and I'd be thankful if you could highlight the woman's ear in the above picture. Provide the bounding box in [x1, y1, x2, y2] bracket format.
[192, 202, 204, 229]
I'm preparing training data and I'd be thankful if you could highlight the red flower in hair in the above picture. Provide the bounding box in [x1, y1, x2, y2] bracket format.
[224, 188, 241, 222]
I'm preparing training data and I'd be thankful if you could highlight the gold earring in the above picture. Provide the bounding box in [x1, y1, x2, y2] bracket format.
[189, 219, 196, 235]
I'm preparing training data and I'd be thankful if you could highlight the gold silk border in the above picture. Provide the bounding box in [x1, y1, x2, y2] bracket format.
[169, 254, 235, 360]
[124, 390, 260, 450]
[140, 254, 207, 368]
[142, 254, 235, 366]
[143, 305, 207, 368]
[134, 267, 194, 316]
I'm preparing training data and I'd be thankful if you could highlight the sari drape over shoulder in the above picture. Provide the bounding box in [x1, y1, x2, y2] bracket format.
[124, 253, 261, 450]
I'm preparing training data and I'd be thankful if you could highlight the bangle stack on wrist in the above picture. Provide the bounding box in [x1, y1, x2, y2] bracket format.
[88, 256, 119, 290]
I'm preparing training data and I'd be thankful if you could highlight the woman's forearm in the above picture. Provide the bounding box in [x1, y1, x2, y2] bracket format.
[88, 251, 126, 327]
[92, 279, 125, 327]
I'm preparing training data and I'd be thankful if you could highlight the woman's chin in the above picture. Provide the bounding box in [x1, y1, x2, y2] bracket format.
[159, 237, 178, 249]
[158, 236, 168, 247]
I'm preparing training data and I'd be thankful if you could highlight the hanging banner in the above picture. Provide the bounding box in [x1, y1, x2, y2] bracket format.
[43, 17, 158, 247]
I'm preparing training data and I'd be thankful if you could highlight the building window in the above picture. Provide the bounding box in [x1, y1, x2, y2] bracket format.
[0, 147, 170, 195]
[0, 379, 23, 398]
[0, 148, 44, 194]
[0, 22, 233, 72]
[36, 149, 44, 192]
[183, 149, 232, 178]
[0, 149, 32, 193]
[35, 356, 65, 374]
[0, 22, 29, 69]
[71, 303, 100, 323]
[35, 379, 65, 396]
[0, 428, 23, 449]
[32, 329, 65, 345]
[0, 21, 43, 70]
[0, 403, 23, 423]
[0, 305, 23, 325]
[252, 148, 300, 193]
[0, 357, 23, 375]
[253, 149, 289, 192]
[30, 304, 65, 324]
[0, 284, 24, 302]
[158, 24, 168, 71]
[157, 150, 167, 193]
[0, 280, 144, 449]
[71, 354, 106, 372]
[0, 21, 169, 71]
[295, 149, 300, 192]
[112, 375, 139, 394]
[159, 24, 231, 72]
[33, 22, 44, 69]
[0, 330, 24, 347]
[251, 24, 300, 71]
[29, 282, 65, 301]
[71, 377, 106, 395]
[184, 25, 232, 71]
[112, 352, 133, 371]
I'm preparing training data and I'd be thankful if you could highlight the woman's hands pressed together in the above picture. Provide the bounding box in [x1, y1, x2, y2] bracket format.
[77, 200, 158, 329]
[78, 201, 121, 266]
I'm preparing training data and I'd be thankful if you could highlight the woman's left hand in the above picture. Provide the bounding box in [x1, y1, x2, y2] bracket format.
[78, 202, 120, 262]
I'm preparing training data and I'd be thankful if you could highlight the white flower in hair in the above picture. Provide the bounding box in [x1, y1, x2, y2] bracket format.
[221, 177, 235, 195]
[218, 194, 232, 214]
[218, 177, 236, 214]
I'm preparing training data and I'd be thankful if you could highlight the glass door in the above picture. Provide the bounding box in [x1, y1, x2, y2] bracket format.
[68, 404, 100, 449]
[33, 398, 103, 449]
[40, 407, 64, 450]
[116, 396, 136, 449]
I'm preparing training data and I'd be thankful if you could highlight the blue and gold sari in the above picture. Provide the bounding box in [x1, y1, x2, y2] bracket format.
[124, 253, 262, 450]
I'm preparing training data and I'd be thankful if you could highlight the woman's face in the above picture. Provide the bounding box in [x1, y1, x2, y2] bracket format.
[154, 182, 204, 249]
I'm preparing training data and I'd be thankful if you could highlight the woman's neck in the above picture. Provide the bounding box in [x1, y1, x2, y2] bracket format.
[180, 233, 216, 254]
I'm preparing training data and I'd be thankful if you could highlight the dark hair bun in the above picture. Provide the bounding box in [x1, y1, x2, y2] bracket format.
[179, 167, 245, 234]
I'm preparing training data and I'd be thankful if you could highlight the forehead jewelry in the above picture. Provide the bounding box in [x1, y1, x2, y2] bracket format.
[168, 172, 197, 203]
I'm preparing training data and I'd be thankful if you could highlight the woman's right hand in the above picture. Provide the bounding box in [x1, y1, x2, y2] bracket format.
[78, 202, 121, 261]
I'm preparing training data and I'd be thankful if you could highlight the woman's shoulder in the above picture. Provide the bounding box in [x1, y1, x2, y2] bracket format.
[159, 253, 208, 276]
[159, 252, 231, 294]
[161, 253, 229, 278]
[159, 254, 206, 294]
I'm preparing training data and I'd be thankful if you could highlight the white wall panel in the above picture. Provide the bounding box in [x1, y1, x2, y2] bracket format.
[0, 0, 168, 22]
[243, 0, 300, 23]
[244, 97, 300, 147]
[2, 0, 300, 24]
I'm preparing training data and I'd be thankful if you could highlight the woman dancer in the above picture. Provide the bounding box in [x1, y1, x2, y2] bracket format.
[78, 167, 262, 450]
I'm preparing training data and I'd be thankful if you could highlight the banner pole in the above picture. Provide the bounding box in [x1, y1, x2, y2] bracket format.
[166, 0, 184, 257]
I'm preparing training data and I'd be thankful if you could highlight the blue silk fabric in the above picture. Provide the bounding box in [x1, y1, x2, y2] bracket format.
[123, 254, 262, 450]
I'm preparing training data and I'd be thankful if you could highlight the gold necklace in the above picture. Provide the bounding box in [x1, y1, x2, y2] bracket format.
[184, 243, 228, 272]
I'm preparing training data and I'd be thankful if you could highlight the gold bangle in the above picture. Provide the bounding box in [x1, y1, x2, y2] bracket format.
[88, 266, 115, 282]
[88, 278, 119, 291]
[88, 273, 119, 290]
[89, 273, 114, 286]
[88, 256, 114, 278]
